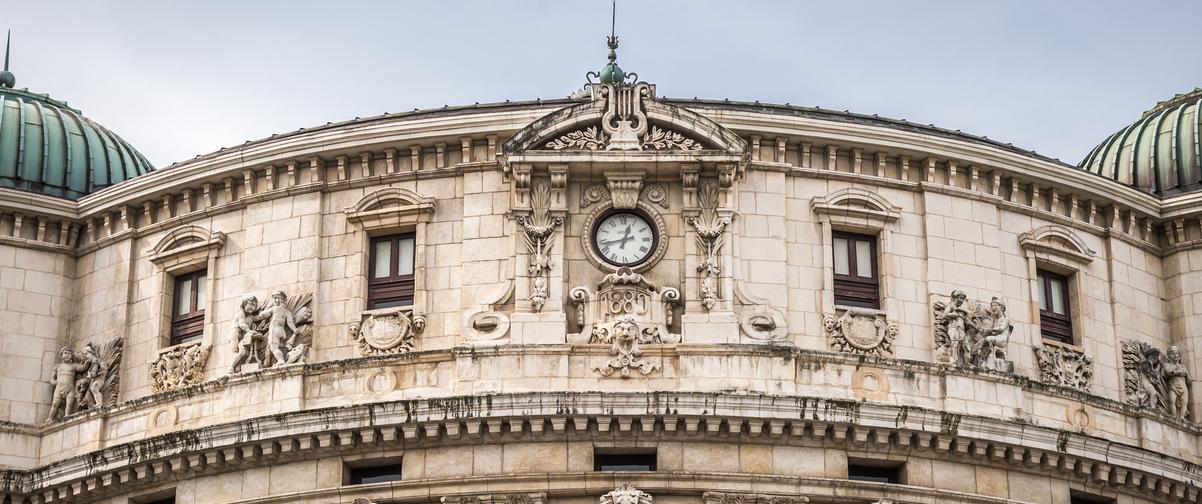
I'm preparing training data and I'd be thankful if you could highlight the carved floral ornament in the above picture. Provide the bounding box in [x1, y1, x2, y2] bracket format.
[702, 493, 809, 504]
[600, 485, 653, 504]
[1034, 343, 1093, 392]
[149, 341, 210, 393]
[518, 181, 564, 312]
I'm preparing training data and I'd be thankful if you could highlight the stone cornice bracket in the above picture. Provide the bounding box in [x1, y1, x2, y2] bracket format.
[148, 225, 227, 272]
[606, 171, 645, 209]
[511, 163, 533, 211]
[344, 187, 436, 232]
[1018, 224, 1096, 265]
[810, 187, 901, 231]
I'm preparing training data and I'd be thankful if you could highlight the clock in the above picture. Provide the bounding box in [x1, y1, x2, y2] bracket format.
[593, 211, 657, 266]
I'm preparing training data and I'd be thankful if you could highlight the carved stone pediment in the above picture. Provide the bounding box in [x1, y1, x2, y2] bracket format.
[148, 225, 226, 271]
[344, 187, 435, 232]
[1019, 225, 1096, 265]
[811, 187, 901, 232]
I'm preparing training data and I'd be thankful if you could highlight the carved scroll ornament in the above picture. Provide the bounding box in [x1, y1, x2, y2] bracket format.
[570, 267, 681, 376]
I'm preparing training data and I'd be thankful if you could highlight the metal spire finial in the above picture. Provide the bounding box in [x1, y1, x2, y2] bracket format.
[0, 30, 14, 89]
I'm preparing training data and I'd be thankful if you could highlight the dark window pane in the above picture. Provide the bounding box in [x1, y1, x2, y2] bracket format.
[368, 234, 416, 309]
[594, 452, 656, 471]
[833, 232, 879, 309]
[848, 464, 901, 484]
[347, 464, 402, 484]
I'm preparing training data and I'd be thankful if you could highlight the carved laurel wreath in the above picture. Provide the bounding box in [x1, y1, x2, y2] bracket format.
[543, 124, 703, 151]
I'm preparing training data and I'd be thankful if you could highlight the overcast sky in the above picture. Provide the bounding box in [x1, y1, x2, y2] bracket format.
[5, 1, 1201, 168]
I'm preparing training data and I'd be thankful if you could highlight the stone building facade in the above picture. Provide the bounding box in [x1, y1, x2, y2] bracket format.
[3, 42, 1202, 504]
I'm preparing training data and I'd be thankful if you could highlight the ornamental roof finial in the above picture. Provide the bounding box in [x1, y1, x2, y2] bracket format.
[591, 1, 634, 86]
[0, 30, 14, 89]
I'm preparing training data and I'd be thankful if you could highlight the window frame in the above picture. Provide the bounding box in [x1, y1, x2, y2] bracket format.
[367, 233, 417, 310]
[831, 231, 880, 309]
[170, 269, 207, 346]
[1037, 268, 1074, 344]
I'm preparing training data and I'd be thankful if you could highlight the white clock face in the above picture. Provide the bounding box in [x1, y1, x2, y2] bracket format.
[594, 212, 656, 266]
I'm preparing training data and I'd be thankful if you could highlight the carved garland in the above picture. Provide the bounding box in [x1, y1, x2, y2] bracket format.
[689, 183, 729, 311]
[543, 124, 704, 151]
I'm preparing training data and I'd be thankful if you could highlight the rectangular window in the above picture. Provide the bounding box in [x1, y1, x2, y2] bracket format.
[594, 449, 656, 471]
[847, 462, 902, 484]
[345, 459, 403, 485]
[1037, 269, 1073, 344]
[368, 233, 416, 309]
[170, 270, 207, 345]
[832, 232, 879, 309]
[1069, 492, 1115, 504]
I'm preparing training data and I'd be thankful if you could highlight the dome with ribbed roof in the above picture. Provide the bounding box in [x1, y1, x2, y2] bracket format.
[0, 35, 154, 200]
[1079, 88, 1202, 196]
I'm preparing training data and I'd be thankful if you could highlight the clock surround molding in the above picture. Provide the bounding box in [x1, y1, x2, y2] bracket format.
[580, 199, 670, 274]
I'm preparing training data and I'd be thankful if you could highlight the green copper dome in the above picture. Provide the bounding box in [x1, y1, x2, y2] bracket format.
[1079, 88, 1202, 196]
[0, 86, 154, 200]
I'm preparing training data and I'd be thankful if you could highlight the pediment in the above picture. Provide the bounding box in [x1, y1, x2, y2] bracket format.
[344, 187, 436, 232]
[1019, 225, 1096, 264]
[149, 225, 226, 271]
[810, 188, 902, 231]
[502, 83, 747, 158]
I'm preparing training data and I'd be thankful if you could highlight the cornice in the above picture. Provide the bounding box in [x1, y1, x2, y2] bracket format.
[1, 391, 1197, 502]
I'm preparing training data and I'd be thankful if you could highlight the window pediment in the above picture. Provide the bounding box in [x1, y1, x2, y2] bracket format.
[811, 188, 901, 232]
[148, 225, 226, 272]
[345, 187, 436, 232]
[1019, 225, 1096, 265]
